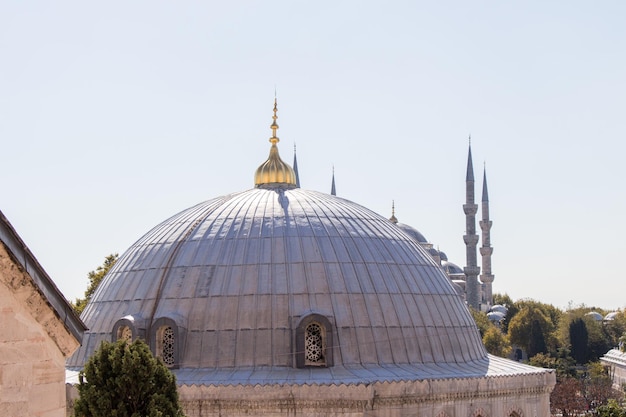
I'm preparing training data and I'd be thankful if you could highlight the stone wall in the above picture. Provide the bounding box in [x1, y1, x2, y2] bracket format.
[0, 244, 79, 417]
[177, 372, 555, 417]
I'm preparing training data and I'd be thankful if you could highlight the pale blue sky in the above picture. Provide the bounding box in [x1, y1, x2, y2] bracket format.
[1, 2, 625, 310]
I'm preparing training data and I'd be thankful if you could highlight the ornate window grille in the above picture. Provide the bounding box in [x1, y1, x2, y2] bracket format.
[295, 313, 333, 368]
[117, 325, 133, 343]
[157, 326, 175, 366]
[305, 322, 325, 365]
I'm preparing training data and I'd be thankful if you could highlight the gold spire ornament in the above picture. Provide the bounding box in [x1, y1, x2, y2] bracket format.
[254, 99, 297, 189]
[389, 200, 398, 224]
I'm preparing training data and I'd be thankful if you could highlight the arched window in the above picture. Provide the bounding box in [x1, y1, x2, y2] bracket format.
[112, 316, 141, 343]
[295, 313, 333, 368]
[117, 325, 133, 343]
[157, 325, 175, 366]
[150, 317, 181, 369]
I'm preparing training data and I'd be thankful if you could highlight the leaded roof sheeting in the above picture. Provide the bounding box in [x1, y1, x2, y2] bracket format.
[69, 188, 487, 376]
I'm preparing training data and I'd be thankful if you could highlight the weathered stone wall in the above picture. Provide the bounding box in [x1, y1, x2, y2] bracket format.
[176, 372, 555, 417]
[0, 244, 78, 417]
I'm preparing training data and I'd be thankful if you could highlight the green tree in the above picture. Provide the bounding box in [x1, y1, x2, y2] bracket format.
[529, 350, 576, 377]
[493, 293, 517, 333]
[570, 317, 590, 364]
[508, 304, 558, 357]
[469, 308, 511, 357]
[604, 311, 626, 348]
[469, 307, 492, 338]
[594, 399, 626, 417]
[74, 338, 185, 417]
[72, 253, 118, 315]
[582, 362, 622, 412]
[483, 326, 512, 358]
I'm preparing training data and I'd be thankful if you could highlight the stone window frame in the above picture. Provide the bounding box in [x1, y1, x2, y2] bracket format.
[112, 317, 139, 343]
[295, 313, 333, 368]
[150, 317, 180, 369]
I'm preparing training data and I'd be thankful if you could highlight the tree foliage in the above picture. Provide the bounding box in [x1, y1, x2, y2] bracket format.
[582, 362, 622, 412]
[570, 317, 590, 364]
[508, 302, 559, 357]
[492, 293, 517, 333]
[72, 253, 118, 315]
[469, 307, 491, 338]
[550, 376, 588, 417]
[469, 308, 511, 358]
[594, 399, 626, 417]
[482, 326, 512, 358]
[74, 338, 185, 417]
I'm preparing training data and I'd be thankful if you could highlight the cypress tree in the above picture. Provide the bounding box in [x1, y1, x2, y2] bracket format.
[569, 317, 589, 364]
[74, 338, 185, 417]
[528, 319, 547, 357]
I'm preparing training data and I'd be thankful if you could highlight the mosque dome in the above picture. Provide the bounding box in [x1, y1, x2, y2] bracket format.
[388, 203, 428, 244]
[586, 311, 603, 322]
[66, 101, 555, 417]
[67, 101, 490, 380]
[442, 260, 465, 275]
[68, 185, 488, 373]
[397, 223, 428, 244]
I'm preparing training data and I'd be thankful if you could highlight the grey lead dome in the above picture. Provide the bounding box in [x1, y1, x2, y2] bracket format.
[68, 187, 487, 379]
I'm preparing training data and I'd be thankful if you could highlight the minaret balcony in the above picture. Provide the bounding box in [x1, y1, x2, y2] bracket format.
[463, 204, 478, 215]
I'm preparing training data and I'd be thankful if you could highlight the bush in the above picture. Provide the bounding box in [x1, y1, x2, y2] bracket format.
[74, 338, 185, 417]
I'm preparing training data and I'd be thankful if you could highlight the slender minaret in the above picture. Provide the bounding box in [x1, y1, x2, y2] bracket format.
[479, 165, 494, 306]
[463, 140, 481, 309]
[293, 144, 301, 188]
[330, 166, 336, 196]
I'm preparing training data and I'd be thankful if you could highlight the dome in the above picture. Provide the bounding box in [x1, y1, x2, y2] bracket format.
[69, 186, 487, 378]
[487, 311, 506, 322]
[442, 260, 465, 275]
[490, 304, 508, 315]
[65, 100, 556, 416]
[586, 311, 603, 322]
[396, 223, 428, 244]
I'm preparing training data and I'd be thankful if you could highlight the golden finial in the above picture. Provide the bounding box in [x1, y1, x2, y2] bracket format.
[270, 98, 279, 144]
[389, 200, 398, 224]
[254, 98, 297, 189]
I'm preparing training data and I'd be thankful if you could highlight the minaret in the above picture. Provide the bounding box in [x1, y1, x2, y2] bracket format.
[330, 166, 336, 196]
[463, 140, 481, 309]
[293, 144, 301, 188]
[479, 165, 494, 306]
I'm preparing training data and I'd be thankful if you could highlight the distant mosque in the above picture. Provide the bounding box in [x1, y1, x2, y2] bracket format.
[66, 99, 554, 416]
[386, 142, 494, 311]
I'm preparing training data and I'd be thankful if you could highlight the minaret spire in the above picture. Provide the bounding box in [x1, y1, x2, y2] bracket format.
[463, 139, 480, 309]
[479, 164, 494, 306]
[293, 144, 301, 188]
[330, 166, 336, 196]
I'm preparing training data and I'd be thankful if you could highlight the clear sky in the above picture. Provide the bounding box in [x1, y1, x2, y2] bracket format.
[1, 2, 625, 310]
